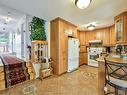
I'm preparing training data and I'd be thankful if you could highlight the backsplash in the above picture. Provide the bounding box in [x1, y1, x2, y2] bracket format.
[124, 45, 127, 52]
[106, 45, 127, 53]
[110, 46, 116, 53]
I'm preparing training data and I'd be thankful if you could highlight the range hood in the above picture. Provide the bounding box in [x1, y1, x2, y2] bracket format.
[89, 40, 102, 44]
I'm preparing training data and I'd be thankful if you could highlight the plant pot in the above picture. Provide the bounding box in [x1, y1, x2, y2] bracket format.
[32, 63, 41, 79]
[42, 62, 49, 69]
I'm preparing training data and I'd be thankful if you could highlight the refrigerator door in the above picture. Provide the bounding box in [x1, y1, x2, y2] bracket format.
[68, 38, 79, 72]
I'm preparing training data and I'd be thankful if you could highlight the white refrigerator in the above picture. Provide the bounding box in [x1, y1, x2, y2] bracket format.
[68, 38, 80, 72]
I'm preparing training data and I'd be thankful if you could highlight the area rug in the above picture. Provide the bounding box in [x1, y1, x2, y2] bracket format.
[0, 54, 30, 88]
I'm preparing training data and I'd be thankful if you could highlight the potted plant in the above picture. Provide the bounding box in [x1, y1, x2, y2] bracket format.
[29, 16, 47, 79]
[29, 16, 47, 41]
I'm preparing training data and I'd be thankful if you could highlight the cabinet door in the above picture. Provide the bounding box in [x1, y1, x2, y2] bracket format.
[79, 52, 87, 66]
[115, 16, 123, 43]
[90, 30, 96, 40]
[102, 28, 110, 45]
[114, 12, 127, 44]
[80, 46, 87, 53]
[72, 27, 78, 38]
[85, 31, 95, 45]
[59, 21, 68, 74]
[79, 31, 86, 46]
[50, 20, 59, 75]
[68, 25, 77, 38]
[122, 14, 127, 43]
[109, 25, 116, 45]
[85, 31, 89, 45]
[95, 30, 103, 40]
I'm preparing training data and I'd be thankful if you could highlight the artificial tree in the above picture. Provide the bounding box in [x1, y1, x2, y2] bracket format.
[29, 16, 47, 41]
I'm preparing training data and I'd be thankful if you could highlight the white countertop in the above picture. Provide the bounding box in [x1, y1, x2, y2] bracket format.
[0, 58, 4, 67]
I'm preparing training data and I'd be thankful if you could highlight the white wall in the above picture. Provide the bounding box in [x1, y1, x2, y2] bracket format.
[16, 14, 28, 60]
[45, 21, 50, 57]
[15, 33, 21, 58]
[15, 15, 50, 61]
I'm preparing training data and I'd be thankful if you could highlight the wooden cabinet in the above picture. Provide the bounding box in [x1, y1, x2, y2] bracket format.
[79, 31, 88, 65]
[85, 28, 110, 46]
[50, 17, 77, 75]
[114, 11, 127, 43]
[79, 52, 87, 66]
[95, 29, 103, 40]
[94, 28, 110, 46]
[69, 25, 78, 38]
[79, 31, 86, 46]
[80, 46, 87, 53]
[85, 31, 96, 45]
[79, 45, 87, 65]
[59, 20, 68, 74]
[109, 25, 116, 45]
[102, 28, 110, 46]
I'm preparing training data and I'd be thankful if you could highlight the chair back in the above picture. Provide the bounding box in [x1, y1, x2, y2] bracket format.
[105, 58, 127, 81]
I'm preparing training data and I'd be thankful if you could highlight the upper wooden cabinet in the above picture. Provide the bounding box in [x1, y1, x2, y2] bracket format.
[79, 31, 86, 46]
[85, 30, 96, 45]
[109, 25, 116, 45]
[114, 11, 127, 43]
[102, 28, 110, 46]
[84, 28, 110, 46]
[95, 30, 103, 40]
[69, 24, 78, 38]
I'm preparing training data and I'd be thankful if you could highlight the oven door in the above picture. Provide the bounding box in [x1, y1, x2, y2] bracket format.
[88, 52, 99, 67]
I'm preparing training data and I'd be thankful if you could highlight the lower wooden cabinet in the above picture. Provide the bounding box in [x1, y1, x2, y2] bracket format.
[79, 52, 87, 66]
[80, 46, 87, 52]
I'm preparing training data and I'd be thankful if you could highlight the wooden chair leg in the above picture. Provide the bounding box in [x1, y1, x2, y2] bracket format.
[125, 91, 127, 95]
[115, 88, 118, 95]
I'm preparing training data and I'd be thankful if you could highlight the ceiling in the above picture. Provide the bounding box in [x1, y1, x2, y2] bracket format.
[0, 0, 127, 30]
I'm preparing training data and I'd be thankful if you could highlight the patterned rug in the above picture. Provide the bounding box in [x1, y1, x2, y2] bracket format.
[0, 54, 30, 88]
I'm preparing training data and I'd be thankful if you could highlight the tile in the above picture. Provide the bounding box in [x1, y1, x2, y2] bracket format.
[0, 65, 98, 95]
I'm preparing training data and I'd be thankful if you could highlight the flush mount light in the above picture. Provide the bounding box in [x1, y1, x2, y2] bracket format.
[2, 12, 13, 23]
[75, 0, 91, 9]
[87, 24, 95, 30]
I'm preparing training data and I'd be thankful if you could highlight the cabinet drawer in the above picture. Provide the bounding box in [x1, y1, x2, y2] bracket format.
[80, 46, 87, 53]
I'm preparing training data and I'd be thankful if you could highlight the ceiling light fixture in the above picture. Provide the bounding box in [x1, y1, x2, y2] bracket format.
[75, 0, 91, 9]
[2, 12, 12, 23]
[87, 24, 95, 30]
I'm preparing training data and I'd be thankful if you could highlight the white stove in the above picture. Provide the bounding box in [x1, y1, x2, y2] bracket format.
[87, 47, 103, 67]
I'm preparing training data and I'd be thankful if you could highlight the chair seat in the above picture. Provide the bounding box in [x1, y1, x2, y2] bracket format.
[107, 76, 127, 88]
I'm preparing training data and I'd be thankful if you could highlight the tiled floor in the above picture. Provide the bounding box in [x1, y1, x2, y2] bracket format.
[0, 65, 98, 95]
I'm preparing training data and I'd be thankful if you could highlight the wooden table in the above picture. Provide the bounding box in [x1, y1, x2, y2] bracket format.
[97, 56, 127, 95]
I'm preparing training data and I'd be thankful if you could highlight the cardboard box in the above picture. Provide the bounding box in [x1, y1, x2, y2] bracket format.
[41, 69, 52, 79]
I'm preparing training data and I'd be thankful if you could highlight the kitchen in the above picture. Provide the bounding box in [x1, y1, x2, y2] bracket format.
[0, 0, 127, 95]
[80, 11, 127, 95]
[50, 11, 127, 94]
